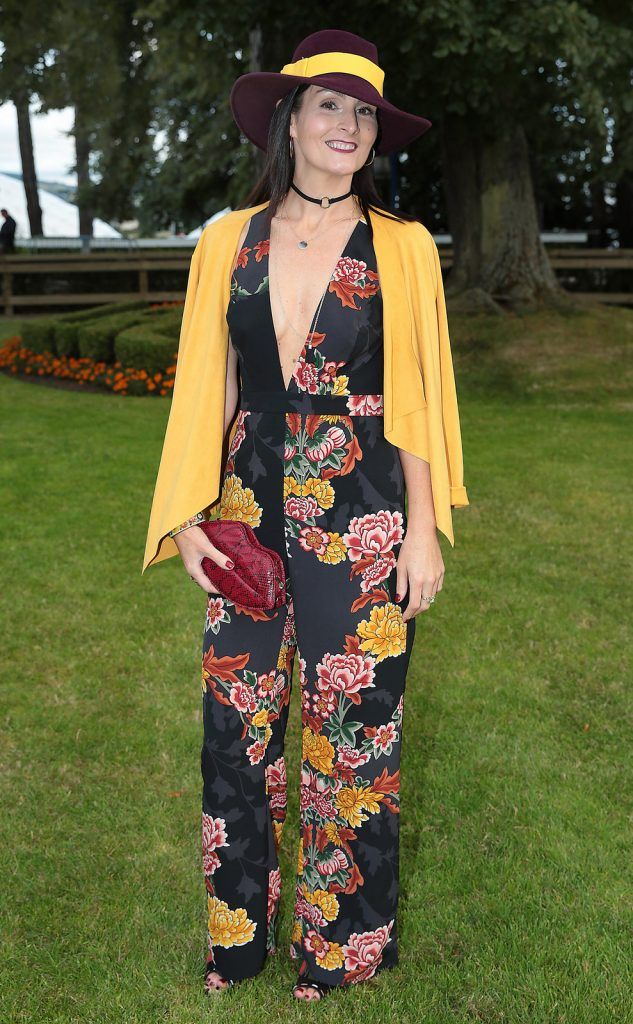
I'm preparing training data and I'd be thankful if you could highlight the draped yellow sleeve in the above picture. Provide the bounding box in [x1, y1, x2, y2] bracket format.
[141, 202, 469, 574]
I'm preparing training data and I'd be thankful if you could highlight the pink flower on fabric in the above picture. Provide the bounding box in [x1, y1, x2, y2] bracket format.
[202, 813, 229, 874]
[282, 600, 296, 645]
[372, 722, 398, 754]
[285, 494, 322, 521]
[360, 552, 396, 592]
[266, 755, 286, 790]
[295, 891, 326, 927]
[228, 411, 248, 458]
[229, 680, 258, 713]
[316, 652, 376, 701]
[266, 756, 287, 812]
[205, 597, 226, 626]
[306, 426, 347, 462]
[247, 738, 266, 764]
[320, 359, 346, 383]
[267, 867, 282, 923]
[294, 359, 320, 393]
[347, 393, 384, 416]
[332, 256, 368, 286]
[300, 766, 339, 818]
[336, 744, 371, 769]
[343, 920, 394, 981]
[256, 669, 278, 698]
[311, 690, 337, 719]
[316, 848, 349, 877]
[344, 510, 404, 561]
[298, 525, 330, 554]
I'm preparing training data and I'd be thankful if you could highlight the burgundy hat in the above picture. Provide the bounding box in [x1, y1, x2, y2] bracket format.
[229, 29, 432, 157]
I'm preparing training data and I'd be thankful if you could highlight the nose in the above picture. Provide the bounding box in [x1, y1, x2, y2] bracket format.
[337, 107, 361, 134]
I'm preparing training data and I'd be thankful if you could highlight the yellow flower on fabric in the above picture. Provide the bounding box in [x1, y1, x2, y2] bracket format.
[284, 475, 301, 500]
[335, 786, 370, 827]
[323, 821, 343, 846]
[207, 895, 256, 947]
[263, 723, 272, 745]
[359, 788, 384, 814]
[219, 474, 262, 527]
[317, 533, 347, 564]
[273, 820, 284, 850]
[304, 478, 335, 509]
[292, 920, 303, 943]
[356, 602, 407, 662]
[297, 836, 304, 875]
[303, 885, 339, 922]
[252, 709, 269, 728]
[316, 942, 345, 970]
[331, 376, 350, 395]
[302, 727, 335, 775]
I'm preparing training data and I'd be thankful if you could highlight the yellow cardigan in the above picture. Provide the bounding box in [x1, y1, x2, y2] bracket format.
[142, 200, 469, 574]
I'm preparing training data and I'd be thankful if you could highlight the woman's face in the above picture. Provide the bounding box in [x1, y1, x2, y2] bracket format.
[289, 85, 378, 175]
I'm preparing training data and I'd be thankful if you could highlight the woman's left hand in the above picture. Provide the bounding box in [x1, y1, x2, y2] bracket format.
[395, 523, 445, 622]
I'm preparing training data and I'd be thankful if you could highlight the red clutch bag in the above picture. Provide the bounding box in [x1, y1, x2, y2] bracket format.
[198, 520, 287, 610]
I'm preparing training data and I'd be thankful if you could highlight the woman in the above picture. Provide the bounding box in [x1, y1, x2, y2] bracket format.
[143, 29, 469, 1002]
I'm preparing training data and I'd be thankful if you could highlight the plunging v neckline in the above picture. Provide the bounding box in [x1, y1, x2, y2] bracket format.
[265, 216, 365, 393]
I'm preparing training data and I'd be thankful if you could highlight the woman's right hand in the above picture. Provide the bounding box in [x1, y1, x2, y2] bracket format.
[173, 526, 235, 593]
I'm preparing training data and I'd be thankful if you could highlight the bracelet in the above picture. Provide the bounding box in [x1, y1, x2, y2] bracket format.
[168, 511, 208, 538]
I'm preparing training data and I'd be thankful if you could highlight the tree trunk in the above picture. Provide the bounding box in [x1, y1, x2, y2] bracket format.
[74, 107, 94, 238]
[14, 91, 43, 237]
[249, 26, 266, 179]
[440, 114, 568, 311]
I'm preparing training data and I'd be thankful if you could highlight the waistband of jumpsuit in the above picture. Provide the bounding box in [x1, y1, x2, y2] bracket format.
[239, 390, 385, 416]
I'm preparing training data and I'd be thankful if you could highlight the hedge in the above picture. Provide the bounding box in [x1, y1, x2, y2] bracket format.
[114, 324, 179, 376]
[52, 300, 149, 358]
[21, 300, 149, 356]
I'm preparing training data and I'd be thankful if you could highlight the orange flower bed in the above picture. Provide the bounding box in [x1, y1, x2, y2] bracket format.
[0, 336, 177, 397]
[0, 301, 183, 396]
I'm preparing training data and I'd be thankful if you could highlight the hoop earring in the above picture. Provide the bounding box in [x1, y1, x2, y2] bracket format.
[363, 146, 375, 167]
[289, 138, 295, 160]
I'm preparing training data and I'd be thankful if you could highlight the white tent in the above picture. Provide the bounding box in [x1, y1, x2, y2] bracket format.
[0, 171, 121, 238]
[186, 207, 232, 239]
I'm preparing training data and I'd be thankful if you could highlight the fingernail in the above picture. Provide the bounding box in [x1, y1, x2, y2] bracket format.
[226, 560, 234, 569]
[395, 592, 402, 602]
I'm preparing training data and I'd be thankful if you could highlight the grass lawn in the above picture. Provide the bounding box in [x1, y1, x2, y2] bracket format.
[1, 303, 631, 1023]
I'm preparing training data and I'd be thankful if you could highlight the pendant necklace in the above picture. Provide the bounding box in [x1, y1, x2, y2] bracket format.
[289, 181, 355, 248]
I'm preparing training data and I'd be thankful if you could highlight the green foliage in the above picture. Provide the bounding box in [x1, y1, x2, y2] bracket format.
[114, 323, 178, 376]
[53, 301, 149, 357]
[19, 318, 59, 354]
[77, 311, 153, 363]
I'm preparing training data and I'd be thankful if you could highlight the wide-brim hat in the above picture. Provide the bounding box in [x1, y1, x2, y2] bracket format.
[229, 29, 432, 157]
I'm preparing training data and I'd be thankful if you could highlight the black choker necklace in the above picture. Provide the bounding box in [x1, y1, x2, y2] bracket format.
[291, 182, 353, 209]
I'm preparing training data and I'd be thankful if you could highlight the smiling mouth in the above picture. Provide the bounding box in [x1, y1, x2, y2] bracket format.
[325, 140, 358, 152]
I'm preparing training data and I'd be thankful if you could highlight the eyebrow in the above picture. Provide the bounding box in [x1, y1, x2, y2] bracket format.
[314, 87, 376, 104]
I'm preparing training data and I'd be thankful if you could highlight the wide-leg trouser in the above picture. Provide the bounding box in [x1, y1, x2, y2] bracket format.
[200, 520, 417, 989]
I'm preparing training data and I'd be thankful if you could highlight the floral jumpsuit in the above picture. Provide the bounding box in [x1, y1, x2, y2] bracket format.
[174, 206, 417, 990]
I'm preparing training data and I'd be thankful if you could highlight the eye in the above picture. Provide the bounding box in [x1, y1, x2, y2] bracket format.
[320, 99, 377, 117]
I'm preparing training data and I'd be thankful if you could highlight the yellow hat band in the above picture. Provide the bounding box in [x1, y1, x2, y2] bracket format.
[279, 51, 385, 97]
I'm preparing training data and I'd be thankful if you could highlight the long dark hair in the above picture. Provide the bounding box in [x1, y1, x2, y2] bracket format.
[237, 83, 421, 238]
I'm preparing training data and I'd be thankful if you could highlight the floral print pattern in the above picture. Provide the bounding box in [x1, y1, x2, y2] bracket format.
[199, 207, 416, 989]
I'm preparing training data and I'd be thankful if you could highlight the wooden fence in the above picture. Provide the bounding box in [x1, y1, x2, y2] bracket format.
[1, 247, 632, 317]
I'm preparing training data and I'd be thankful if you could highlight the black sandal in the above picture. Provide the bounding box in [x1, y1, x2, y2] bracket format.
[292, 978, 331, 1000]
